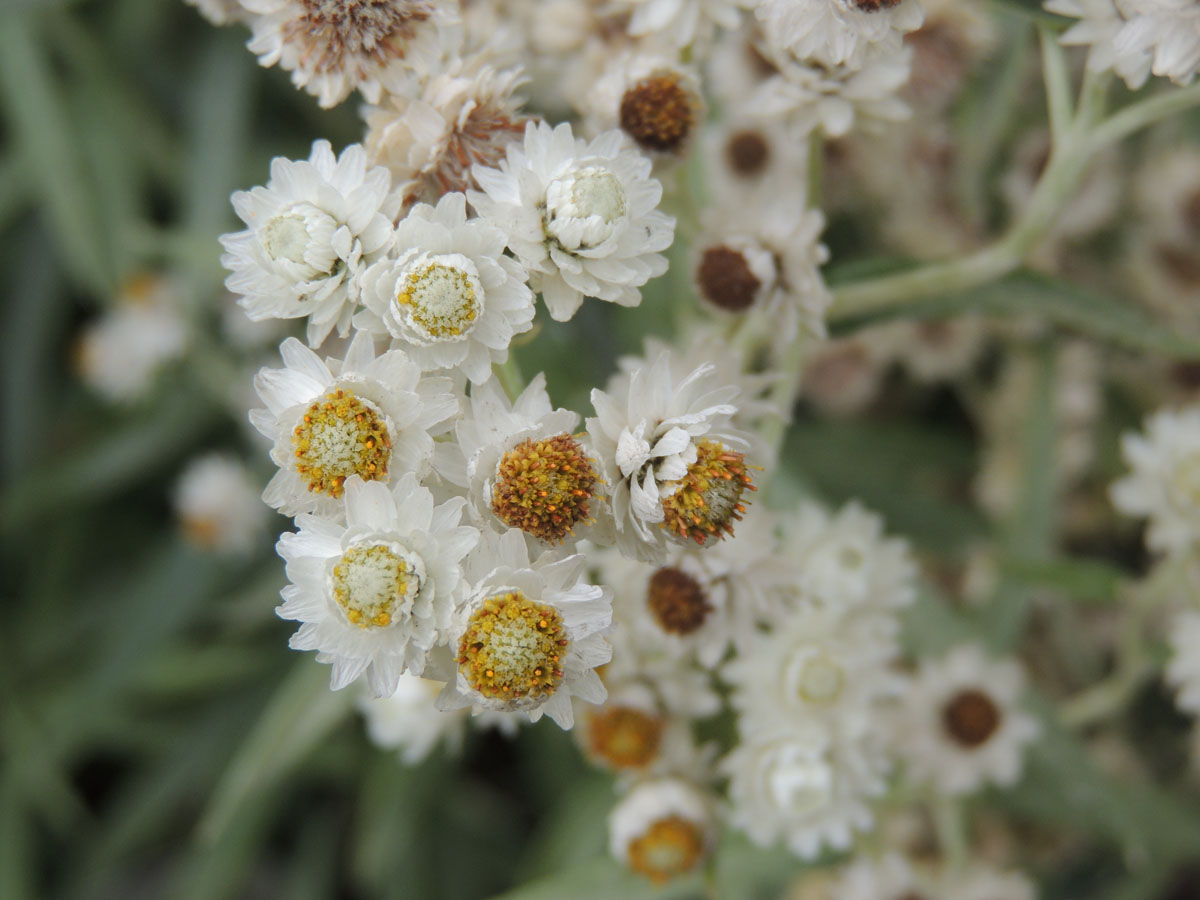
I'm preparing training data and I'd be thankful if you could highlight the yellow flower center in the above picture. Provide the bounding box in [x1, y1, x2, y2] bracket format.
[331, 543, 419, 629]
[395, 259, 482, 339]
[292, 388, 391, 498]
[797, 655, 845, 705]
[457, 592, 567, 702]
[491, 433, 599, 543]
[659, 440, 755, 545]
[586, 705, 665, 769]
[626, 816, 707, 883]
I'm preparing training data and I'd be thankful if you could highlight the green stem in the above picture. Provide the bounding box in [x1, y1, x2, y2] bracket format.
[1088, 81, 1200, 150]
[1040, 25, 1073, 143]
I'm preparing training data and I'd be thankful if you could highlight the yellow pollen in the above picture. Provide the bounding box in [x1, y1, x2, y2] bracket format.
[395, 262, 480, 338]
[292, 388, 391, 498]
[626, 816, 707, 883]
[457, 591, 567, 702]
[331, 544, 416, 630]
[491, 433, 600, 544]
[659, 440, 756, 546]
[586, 706, 665, 769]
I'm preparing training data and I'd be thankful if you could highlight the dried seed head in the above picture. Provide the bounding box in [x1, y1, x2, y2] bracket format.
[660, 440, 755, 546]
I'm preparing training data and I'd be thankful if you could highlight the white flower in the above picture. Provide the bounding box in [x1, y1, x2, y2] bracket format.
[748, 45, 913, 138]
[830, 853, 938, 900]
[173, 454, 268, 554]
[357, 192, 535, 384]
[358, 673, 520, 765]
[76, 276, 189, 403]
[575, 681, 709, 776]
[241, 0, 460, 108]
[939, 864, 1037, 900]
[721, 722, 887, 859]
[608, 778, 717, 883]
[276, 475, 479, 696]
[602, 508, 789, 666]
[691, 202, 832, 341]
[1114, 0, 1200, 85]
[893, 643, 1041, 795]
[363, 55, 530, 207]
[436, 529, 613, 728]
[185, 0, 246, 24]
[755, 0, 924, 70]
[724, 604, 904, 739]
[1047, 0, 1151, 87]
[779, 500, 918, 612]
[587, 351, 754, 563]
[1167, 610, 1200, 716]
[615, 0, 748, 49]
[451, 374, 611, 549]
[1111, 405, 1200, 557]
[577, 52, 705, 161]
[703, 117, 810, 209]
[221, 140, 399, 347]
[468, 121, 675, 322]
[250, 331, 458, 517]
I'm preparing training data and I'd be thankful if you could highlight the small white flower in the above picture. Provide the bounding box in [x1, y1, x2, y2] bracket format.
[1114, 0, 1200, 85]
[577, 52, 705, 161]
[721, 722, 887, 859]
[755, 0, 924, 70]
[451, 374, 611, 549]
[221, 140, 399, 346]
[1046, 0, 1154, 89]
[1111, 405, 1200, 557]
[76, 276, 189, 403]
[608, 778, 717, 883]
[779, 500, 918, 612]
[363, 55, 530, 207]
[724, 605, 904, 739]
[468, 121, 675, 322]
[358, 673, 520, 765]
[173, 454, 268, 554]
[939, 864, 1037, 900]
[185, 0, 247, 24]
[436, 529, 613, 728]
[748, 44, 913, 138]
[575, 682, 709, 776]
[358, 192, 535, 384]
[587, 351, 754, 563]
[893, 643, 1041, 795]
[703, 117, 810, 209]
[241, 0, 460, 108]
[691, 202, 832, 340]
[250, 331, 458, 517]
[830, 853, 938, 900]
[615, 0, 748, 49]
[277, 474, 480, 696]
[1167, 610, 1200, 716]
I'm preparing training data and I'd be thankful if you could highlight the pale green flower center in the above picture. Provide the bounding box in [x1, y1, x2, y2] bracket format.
[331, 543, 422, 629]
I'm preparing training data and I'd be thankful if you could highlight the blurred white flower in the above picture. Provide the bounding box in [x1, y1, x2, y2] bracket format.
[755, 0, 924, 70]
[173, 454, 268, 554]
[1167, 610, 1200, 716]
[608, 778, 717, 883]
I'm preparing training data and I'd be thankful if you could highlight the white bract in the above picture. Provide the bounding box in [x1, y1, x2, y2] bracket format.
[221, 140, 399, 346]
[276, 475, 480, 696]
[754, 0, 924, 70]
[358, 192, 535, 384]
[468, 121, 676, 322]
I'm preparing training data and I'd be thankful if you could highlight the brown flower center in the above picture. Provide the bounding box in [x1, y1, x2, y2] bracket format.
[726, 130, 770, 176]
[619, 73, 695, 154]
[696, 245, 761, 312]
[491, 433, 598, 544]
[942, 688, 1002, 748]
[647, 567, 712, 635]
[849, 0, 902, 10]
[626, 816, 707, 883]
[586, 706, 665, 768]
